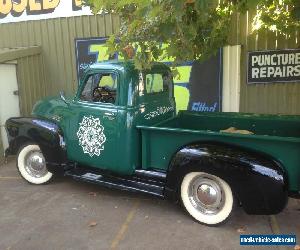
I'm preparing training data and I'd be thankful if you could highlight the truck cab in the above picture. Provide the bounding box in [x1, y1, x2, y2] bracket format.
[32, 61, 175, 175]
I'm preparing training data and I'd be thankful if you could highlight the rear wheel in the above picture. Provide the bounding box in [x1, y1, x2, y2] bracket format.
[17, 144, 53, 184]
[180, 172, 233, 225]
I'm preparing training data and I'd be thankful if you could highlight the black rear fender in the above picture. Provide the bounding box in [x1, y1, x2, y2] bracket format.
[166, 143, 288, 215]
[5, 117, 68, 170]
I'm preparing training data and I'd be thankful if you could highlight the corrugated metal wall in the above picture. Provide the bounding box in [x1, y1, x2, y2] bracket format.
[0, 133, 3, 164]
[235, 11, 300, 115]
[16, 55, 46, 115]
[0, 14, 119, 115]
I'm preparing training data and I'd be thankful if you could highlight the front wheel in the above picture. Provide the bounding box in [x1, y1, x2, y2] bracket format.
[180, 172, 233, 225]
[17, 144, 53, 184]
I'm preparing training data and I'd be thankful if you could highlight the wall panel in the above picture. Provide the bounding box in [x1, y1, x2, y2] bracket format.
[222, 45, 241, 112]
[0, 132, 3, 164]
[15, 54, 46, 115]
[237, 9, 300, 115]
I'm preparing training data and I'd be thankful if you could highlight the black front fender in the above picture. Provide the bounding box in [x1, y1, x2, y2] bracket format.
[165, 143, 288, 215]
[5, 117, 68, 172]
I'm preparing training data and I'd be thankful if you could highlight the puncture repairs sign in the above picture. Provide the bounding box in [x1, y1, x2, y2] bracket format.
[248, 49, 300, 84]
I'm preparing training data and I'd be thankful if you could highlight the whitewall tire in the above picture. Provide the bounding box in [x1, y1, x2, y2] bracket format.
[180, 172, 233, 225]
[17, 144, 53, 184]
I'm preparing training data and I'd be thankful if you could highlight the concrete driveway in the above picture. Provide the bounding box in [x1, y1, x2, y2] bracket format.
[0, 160, 299, 250]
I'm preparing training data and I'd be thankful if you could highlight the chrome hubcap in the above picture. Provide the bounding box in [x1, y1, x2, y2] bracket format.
[188, 174, 225, 215]
[25, 151, 48, 178]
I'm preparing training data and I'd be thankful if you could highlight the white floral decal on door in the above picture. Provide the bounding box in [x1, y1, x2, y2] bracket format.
[77, 116, 107, 157]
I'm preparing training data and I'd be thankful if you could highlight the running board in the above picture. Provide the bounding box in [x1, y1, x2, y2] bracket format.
[135, 169, 166, 181]
[65, 168, 165, 198]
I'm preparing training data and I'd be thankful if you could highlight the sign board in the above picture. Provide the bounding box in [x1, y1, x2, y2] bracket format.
[75, 38, 118, 81]
[75, 37, 222, 112]
[188, 51, 222, 112]
[248, 49, 300, 84]
[0, 0, 92, 24]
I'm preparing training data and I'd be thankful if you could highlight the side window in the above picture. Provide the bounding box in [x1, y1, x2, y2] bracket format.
[145, 73, 170, 94]
[80, 73, 117, 104]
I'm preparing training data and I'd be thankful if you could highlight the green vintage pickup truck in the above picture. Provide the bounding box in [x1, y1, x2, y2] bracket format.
[5, 61, 300, 225]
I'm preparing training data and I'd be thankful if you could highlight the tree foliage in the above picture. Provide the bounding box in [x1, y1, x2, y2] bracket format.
[84, 0, 300, 69]
[252, 0, 300, 34]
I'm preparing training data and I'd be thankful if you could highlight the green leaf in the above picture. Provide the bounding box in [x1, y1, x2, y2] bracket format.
[85, 0, 300, 69]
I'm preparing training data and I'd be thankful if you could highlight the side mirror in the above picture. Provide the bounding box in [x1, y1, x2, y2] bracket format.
[60, 91, 69, 106]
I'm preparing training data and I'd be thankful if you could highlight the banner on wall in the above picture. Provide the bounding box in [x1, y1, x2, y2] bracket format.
[75, 38, 117, 81]
[0, 0, 92, 24]
[75, 37, 223, 112]
[188, 51, 222, 112]
[248, 49, 300, 84]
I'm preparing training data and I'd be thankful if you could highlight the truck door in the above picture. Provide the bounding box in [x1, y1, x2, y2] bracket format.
[65, 71, 119, 172]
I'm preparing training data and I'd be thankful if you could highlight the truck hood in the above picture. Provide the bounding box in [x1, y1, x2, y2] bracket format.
[32, 95, 72, 123]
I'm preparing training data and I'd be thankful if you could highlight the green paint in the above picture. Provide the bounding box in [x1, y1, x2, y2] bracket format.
[89, 44, 110, 62]
[174, 66, 191, 84]
[174, 86, 189, 112]
[32, 61, 300, 192]
[173, 66, 191, 111]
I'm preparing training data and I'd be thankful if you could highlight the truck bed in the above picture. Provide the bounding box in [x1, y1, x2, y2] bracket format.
[137, 111, 300, 192]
